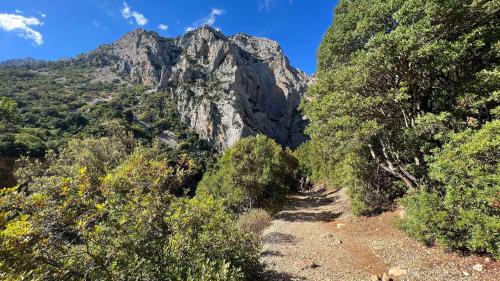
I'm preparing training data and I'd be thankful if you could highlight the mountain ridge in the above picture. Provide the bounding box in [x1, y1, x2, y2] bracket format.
[1, 26, 309, 150]
[74, 25, 310, 149]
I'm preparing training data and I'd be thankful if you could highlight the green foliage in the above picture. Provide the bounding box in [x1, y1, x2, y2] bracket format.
[198, 135, 299, 213]
[0, 64, 210, 158]
[301, 0, 499, 215]
[399, 120, 500, 258]
[0, 96, 16, 124]
[0, 133, 260, 280]
[237, 209, 272, 236]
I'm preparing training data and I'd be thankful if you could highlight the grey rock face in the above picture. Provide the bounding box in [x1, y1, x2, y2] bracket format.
[78, 26, 309, 149]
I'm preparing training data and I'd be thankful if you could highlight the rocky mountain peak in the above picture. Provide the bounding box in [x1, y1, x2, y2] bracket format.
[183, 25, 225, 39]
[78, 27, 309, 149]
[230, 33, 282, 56]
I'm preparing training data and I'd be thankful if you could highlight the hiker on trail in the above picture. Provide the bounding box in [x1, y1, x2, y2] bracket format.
[299, 176, 313, 194]
[299, 177, 305, 192]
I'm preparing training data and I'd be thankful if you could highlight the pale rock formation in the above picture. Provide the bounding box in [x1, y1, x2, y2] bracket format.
[78, 25, 309, 149]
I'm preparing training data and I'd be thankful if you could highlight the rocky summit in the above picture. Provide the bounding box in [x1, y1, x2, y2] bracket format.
[77, 25, 309, 149]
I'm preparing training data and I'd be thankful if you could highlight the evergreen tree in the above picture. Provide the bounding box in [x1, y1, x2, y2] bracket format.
[198, 135, 299, 213]
[301, 0, 499, 214]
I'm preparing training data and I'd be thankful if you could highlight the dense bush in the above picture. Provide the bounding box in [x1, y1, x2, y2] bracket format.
[237, 209, 272, 236]
[300, 0, 499, 215]
[0, 133, 260, 280]
[197, 135, 299, 213]
[0, 96, 15, 124]
[399, 120, 500, 258]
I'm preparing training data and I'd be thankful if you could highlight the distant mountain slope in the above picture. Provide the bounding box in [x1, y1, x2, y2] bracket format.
[0, 57, 46, 67]
[77, 26, 309, 149]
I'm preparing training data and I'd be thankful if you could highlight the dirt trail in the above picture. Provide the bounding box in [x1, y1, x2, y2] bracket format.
[260, 186, 499, 281]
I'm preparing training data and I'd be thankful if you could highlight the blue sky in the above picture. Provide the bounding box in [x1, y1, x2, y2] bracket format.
[0, 1, 338, 74]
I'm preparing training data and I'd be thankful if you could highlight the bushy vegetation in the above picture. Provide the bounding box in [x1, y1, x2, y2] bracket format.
[299, 0, 499, 256]
[197, 135, 299, 213]
[0, 130, 260, 280]
[1, 57, 300, 280]
[0, 64, 209, 158]
[398, 120, 499, 258]
[237, 209, 272, 236]
[0, 96, 16, 124]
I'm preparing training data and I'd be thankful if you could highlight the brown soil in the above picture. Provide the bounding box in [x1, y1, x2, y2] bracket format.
[260, 186, 500, 281]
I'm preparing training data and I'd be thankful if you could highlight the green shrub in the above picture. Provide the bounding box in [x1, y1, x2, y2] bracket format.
[300, 0, 499, 216]
[0, 66, 206, 158]
[296, 143, 405, 215]
[0, 134, 260, 280]
[197, 135, 299, 213]
[398, 191, 449, 246]
[399, 120, 500, 258]
[0, 96, 16, 124]
[237, 209, 272, 236]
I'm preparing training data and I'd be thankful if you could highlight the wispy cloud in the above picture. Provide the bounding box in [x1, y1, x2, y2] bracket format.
[258, 0, 273, 10]
[185, 8, 225, 32]
[158, 24, 168, 31]
[38, 12, 46, 18]
[0, 13, 43, 45]
[15, 9, 23, 14]
[121, 2, 148, 26]
[92, 20, 109, 30]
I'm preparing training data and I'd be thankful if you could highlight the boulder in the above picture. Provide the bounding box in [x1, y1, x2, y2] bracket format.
[472, 264, 483, 272]
[388, 267, 407, 277]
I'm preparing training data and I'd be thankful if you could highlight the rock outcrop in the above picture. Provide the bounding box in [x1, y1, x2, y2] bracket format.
[78, 26, 309, 149]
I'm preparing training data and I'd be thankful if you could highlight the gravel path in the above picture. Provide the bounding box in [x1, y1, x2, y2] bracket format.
[260, 187, 499, 281]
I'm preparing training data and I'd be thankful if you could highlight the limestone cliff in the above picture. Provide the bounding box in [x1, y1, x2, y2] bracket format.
[78, 26, 309, 149]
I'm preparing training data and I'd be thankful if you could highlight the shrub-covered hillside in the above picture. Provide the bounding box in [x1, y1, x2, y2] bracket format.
[0, 63, 209, 158]
[299, 0, 499, 257]
[0, 129, 301, 280]
[0, 63, 214, 188]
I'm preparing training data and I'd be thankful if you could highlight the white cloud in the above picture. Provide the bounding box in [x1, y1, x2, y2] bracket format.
[158, 24, 168, 30]
[0, 13, 43, 45]
[258, 0, 273, 10]
[201, 8, 224, 26]
[121, 2, 148, 26]
[38, 12, 46, 18]
[185, 8, 225, 32]
[15, 9, 23, 14]
[92, 20, 109, 30]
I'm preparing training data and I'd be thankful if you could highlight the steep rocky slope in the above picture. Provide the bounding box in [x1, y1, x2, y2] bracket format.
[77, 25, 309, 149]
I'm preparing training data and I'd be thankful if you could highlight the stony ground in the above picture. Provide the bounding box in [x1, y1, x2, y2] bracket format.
[260, 186, 500, 281]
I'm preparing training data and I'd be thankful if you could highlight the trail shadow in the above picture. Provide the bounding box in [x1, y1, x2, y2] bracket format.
[285, 189, 341, 211]
[261, 250, 285, 257]
[263, 232, 299, 244]
[260, 269, 307, 281]
[276, 210, 343, 222]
